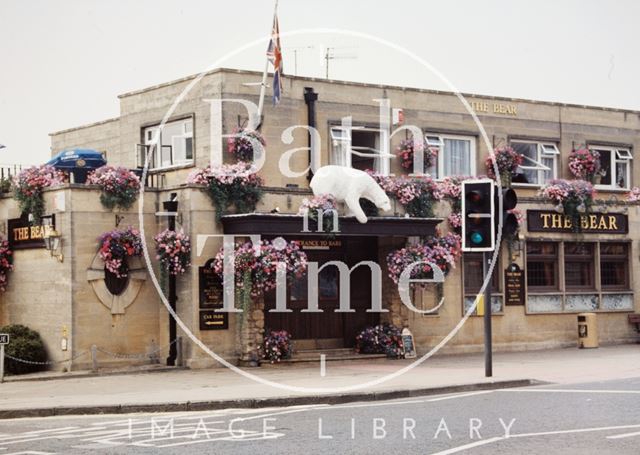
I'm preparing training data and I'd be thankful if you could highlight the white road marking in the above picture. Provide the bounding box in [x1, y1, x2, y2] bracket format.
[606, 430, 640, 439]
[426, 391, 493, 402]
[503, 388, 640, 394]
[430, 436, 505, 454]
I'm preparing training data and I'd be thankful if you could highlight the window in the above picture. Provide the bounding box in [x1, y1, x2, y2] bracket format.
[526, 242, 558, 290]
[525, 240, 632, 313]
[330, 126, 389, 174]
[426, 134, 475, 179]
[462, 253, 502, 315]
[139, 117, 194, 169]
[564, 243, 595, 289]
[591, 146, 632, 190]
[510, 141, 558, 185]
[600, 243, 629, 289]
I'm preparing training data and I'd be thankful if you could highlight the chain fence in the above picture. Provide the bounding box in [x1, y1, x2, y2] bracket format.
[1, 338, 182, 381]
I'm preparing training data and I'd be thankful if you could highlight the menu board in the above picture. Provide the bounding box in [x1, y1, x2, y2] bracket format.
[504, 263, 525, 306]
[198, 260, 228, 330]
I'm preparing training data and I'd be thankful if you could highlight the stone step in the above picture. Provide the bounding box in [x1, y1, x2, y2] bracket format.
[261, 348, 388, 366]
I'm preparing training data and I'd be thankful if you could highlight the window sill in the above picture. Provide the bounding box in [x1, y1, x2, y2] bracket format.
[593, 186, 630, 193]
[146, 162, 195, 173]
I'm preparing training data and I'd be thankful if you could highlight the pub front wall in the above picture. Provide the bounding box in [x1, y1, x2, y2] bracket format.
[25, 68, 640, 368]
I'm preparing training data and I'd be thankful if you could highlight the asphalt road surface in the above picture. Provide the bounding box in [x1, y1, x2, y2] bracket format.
[0, 377, 639, 454]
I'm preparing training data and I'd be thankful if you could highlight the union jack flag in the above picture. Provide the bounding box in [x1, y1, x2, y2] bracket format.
[266, 13, 283, 105]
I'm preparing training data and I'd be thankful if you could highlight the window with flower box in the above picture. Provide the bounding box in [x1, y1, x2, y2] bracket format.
[510, 140, 558, 186]
[590, 145, 632, 190]
[426, 134, 476, 179]
[462, 253, 503, 316]
[525, 240, 632, 313]
[138, 117, 194, 170]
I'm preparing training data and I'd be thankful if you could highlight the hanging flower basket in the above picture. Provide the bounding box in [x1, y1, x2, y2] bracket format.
[485, 146, 523, 187]
[154, 229, 191, 276]
[539, 179, 595, 231]
[438, 175, 472, 231]
[13, 165, 67, 223]
[0, 237, 14, 292]
[86, 165, 141, 210]
[568, 147, 604, 183]
[227, 127, 266, 162]
[97, 226, 143, 278]
[626, 187, 640, 202]
[386, 233, 462, 286]
[187, 162, 264, 220]
[397, 138, 436, 173]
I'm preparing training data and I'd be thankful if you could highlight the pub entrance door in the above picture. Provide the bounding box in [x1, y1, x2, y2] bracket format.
[264, 236, 380, 350]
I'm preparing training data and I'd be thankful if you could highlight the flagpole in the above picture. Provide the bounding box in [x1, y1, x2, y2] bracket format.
[255, 0, 279, 130]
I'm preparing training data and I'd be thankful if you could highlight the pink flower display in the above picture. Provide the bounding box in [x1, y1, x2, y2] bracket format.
[98, 226, 143, 278]
[262, 330, 293, 363]
[13, 165, 67, 222]
[187, 162, 264, 219]
[438, 175, 472, 231]
[0, 237, 14, 292]
[627, 187, 640, 202]
[154, 229, 191, 276]
[568, 148, 603, 182]
[386, 233, 462, 286]
[86, 165, 141, 210]
[212, 239, 307, 298]
[485, 146, 523, 184]
[396, 138, 437, 173]
[226, 127, 266, 162]
[367, 171, 441, 217]
[539, 179, 595, 231]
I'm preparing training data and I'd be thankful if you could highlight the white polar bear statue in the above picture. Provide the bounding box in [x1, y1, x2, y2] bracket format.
[309, 165, 392, 223]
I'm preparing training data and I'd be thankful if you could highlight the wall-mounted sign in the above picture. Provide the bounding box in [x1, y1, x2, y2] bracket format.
[199, 310, 229, 331]
[298, 239, 342, 250]
[504, 263, 525, 306]
[199, 263, 222, 309]
[7, 215, 56, 249]
[526, 210, 628, 234]
[470, 100, 518, 116]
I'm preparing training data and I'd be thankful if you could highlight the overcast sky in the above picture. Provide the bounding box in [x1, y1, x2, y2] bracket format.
[0, 0, 638, 165]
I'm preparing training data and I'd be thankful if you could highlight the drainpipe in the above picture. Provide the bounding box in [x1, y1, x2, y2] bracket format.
[163, 194, 179, 366]
[303, 87, 318, 181]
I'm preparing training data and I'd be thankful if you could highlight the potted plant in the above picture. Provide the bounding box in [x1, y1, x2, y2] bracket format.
[154, 229, 191, 276]
[0, 237, 14, 292]
[298, 194, 339, 233]
[539, 179, 595, 231]
[97, 226, 143, 278]
[261, 329, 293, 363]
[227, 127, 266, 162]
[86, 165, 141, 210]
[187, 162, 264, 219]
[13, 165, 66, 223]
[397, 138, 437, 174]
[355, 324, 404, 358]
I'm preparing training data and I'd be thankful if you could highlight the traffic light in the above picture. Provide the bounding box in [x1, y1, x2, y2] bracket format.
[462, 179, 495, 252]
[497, 188, 518, 240]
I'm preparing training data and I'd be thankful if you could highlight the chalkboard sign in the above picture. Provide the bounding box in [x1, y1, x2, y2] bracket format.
[504, 263, 524, 306]
[401, 328, 416, 359]
[199, 260, 223, 309]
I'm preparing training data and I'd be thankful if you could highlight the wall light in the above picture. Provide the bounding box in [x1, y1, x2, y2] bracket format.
[43, 228, 63, 262]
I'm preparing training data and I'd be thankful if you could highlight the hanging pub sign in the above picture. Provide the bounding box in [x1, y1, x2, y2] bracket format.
[504, 263, 525, 306]
[7, 215, 56, 249]
[526, 210, 628, 234]
[198, 259, 228, 330]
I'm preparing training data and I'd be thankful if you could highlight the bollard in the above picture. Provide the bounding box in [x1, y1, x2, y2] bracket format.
[0, 344, 4, 383]
[176, 337, 183, 367]
[91, 344, 98, 372]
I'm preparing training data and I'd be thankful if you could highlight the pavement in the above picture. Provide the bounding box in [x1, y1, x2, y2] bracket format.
[0, 344, 638, 419]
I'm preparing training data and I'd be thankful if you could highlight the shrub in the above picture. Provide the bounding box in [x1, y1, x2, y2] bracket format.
[1, 324, 48, 375]
[355, 324, 403, 358]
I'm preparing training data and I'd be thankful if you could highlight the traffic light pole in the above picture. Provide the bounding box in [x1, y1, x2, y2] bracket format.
[483, 251, 493, 377]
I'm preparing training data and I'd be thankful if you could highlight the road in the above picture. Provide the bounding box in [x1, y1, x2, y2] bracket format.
[0, 378, 638, 454]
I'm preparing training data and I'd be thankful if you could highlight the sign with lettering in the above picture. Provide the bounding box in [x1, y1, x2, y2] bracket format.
[526, 210, 628, 234]
[470, 100, 518, 116]
[7, 215, 56, 249]
[199, 263, 223, 309]
[504, 263, 524, 306]
[199, 310, 229, 331]
[298, 239, 342, 250]
[0, 334, 9, 345]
